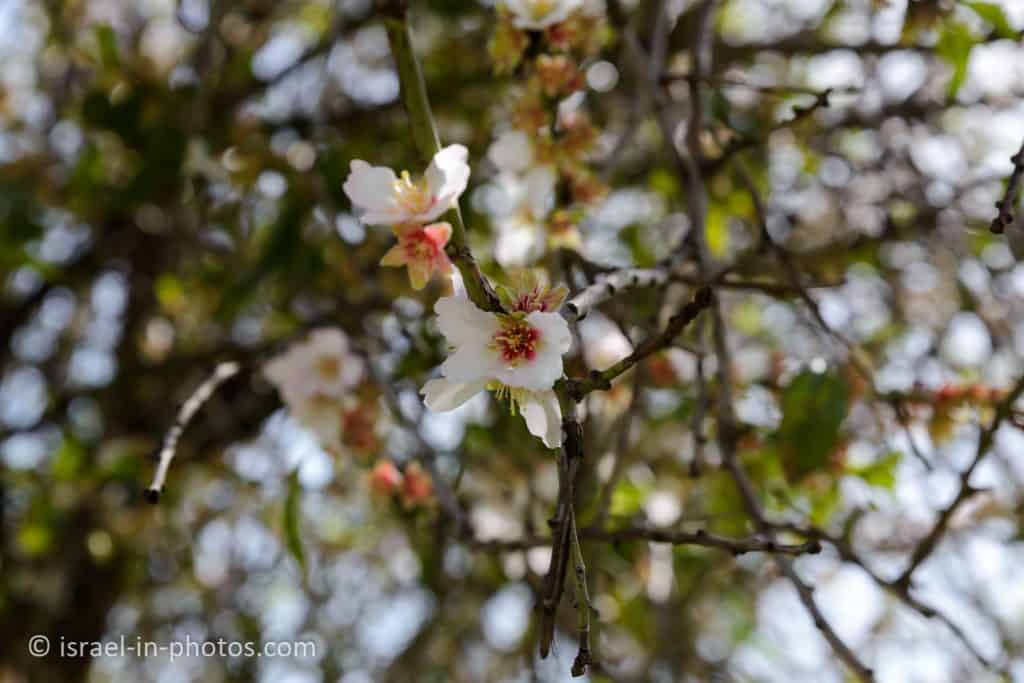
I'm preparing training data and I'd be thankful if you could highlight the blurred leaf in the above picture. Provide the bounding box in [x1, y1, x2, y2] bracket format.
[284, 470, 306, 571]
[777, 370, 849, 483]
[94, 25, 120, 69]
[706, 204, 729, 258]
[17, 524, 52, 557]
[648, 168, 680, 200]
[618, 224, 656, 268]
[936, 20, 974, 98]
[963, 2, 1017, 39]
[848, 451, 901, 490]
[809, 480, 841, 526]
[51, 438, 86, 481]
[609, 480, 652, 518]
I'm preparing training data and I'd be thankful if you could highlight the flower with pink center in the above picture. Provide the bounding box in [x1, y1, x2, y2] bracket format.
[421, 292, 571, 448]
[379, 222, 453, 290]
[342, 144, 470, 227]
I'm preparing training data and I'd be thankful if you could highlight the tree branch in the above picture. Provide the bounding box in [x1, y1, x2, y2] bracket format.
[990, 137, 1024, 234]
[562, 286, 711, 400]
[895, 372, 1024, 587]
[145, 361, 241, 503]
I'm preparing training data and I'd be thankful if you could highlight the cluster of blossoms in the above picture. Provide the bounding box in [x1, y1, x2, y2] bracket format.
[484, 0, 609, 267]
[261, 1, 611, 497]
[369, 460, 434, 509]
[263, 328, 381, 457]
[341, 138, 574, 447]
[343, 144, 470, 290]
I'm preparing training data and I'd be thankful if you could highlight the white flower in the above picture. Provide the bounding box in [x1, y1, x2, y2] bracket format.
[488, 130, 534, 174]
[263, 328, 364, 445]
[421, 294, 572, 448]
[494, 167, 558, 267]
[487, 133, 558, 267]
[343, 144, 470, 226]
[503, 0, 583, 29]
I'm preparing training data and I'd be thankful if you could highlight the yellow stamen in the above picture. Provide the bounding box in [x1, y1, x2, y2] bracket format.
[527, 0, 556, 20]
[392, 170, 435, 215]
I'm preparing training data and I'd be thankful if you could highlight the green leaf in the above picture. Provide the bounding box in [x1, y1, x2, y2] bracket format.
[809, 481, 841, 526]
[283, 470, 306, 571]
[618, 224, 656, 268]
[848, 451, 901, 490]
[777, 370, 850, 483]
[963, 2, 1017, 39]
[609, 480, 652, 518]
[705, 205, 730, 258]
[94, 25, 120, 69]
[936, 20, 974, 98]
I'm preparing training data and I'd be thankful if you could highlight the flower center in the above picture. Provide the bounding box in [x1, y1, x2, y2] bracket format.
[404, 230, 440, 261]
[527, 0, 556, 20]
[492, 317, 541, 364]
[393, 171, 435, 215]
[316, 355, 341, 380]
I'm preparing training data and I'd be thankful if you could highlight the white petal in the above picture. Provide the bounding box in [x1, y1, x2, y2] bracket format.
[495, 221, 544, 267]
[424, 144, 470, 220]
[520, 390, 563, 448]
[308, 327, 348, 354]
[343, 160, 397, 223]
[422, 377, 488, 412]
[442, 342, 504, 383]
[507, 0, 582, 29]
[435, 294, 499, 346]
[529, 311, 573, 354]
[488, 131, 534, 174]
[524, 165, 557, 219]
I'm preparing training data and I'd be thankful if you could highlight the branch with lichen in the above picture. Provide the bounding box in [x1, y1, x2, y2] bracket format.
[146, 361, 241, 503]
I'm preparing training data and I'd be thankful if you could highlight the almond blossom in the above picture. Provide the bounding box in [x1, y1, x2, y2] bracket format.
[379, 221, 453, 289]
[503, 0, 583, 30]
[263, 328, 365, 449]
[342, 144, 470, 227]
[486, 131, 558, 267]
[421, 290, 572, 448]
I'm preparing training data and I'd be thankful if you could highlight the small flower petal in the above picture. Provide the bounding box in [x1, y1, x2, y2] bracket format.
[520, 390, 563, 448]
[435, 294, 500, 346]
[422, 377, 489, 412]
[380, 243, 407, 267]
[343, 160, 399, 224]
[424, 144, 470, 220]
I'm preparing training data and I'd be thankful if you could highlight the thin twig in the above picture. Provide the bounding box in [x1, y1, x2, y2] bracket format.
[145, 361, 241, 503]
[990, 137, 1024, 234]
[563, 287, 711, 399]
[467, 525, 822, 556]
[568, 511, 593, 677]
[539, 398, 585, 658]
[895, 372, 1024, 587]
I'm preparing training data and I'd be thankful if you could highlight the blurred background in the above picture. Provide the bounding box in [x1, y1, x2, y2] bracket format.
[2, 0, 1024, 681]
